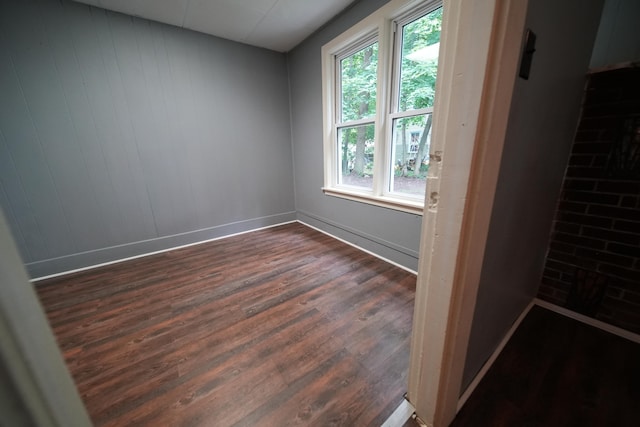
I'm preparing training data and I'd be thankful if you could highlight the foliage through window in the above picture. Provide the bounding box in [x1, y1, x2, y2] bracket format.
[338, 42, 378, 188]
[322, 0, 442, 213]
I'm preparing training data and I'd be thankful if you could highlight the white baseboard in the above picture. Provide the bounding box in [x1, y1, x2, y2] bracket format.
[456, 298, 640, 415]
[33, 218, 418, 283]
[381, 398, 416, 427]
[297, 220, 418, 275]
[534, 298, 640, 344]
[456, 300, 535, 412]
[31, 219, 297, 282]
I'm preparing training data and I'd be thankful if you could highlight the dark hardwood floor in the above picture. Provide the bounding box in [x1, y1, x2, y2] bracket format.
[450, 305, 640, 427]
[36, 222, 416, 426]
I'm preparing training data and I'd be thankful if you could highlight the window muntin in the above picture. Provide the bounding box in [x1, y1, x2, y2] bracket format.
[388, 7, 442, 199]
[339, 42, 379, 122]
[338, 123, 375, 189]
[322, 0, 442, 214]
[390, 112, 432, 197]
[397, 9, 442, 113]
[336, 41, 378, 191]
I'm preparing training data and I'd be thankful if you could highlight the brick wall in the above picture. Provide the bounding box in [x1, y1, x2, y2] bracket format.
[539, 67, 640, 334]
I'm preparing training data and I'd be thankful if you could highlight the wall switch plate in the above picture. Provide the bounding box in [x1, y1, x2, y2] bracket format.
[519, 29, 536, 80]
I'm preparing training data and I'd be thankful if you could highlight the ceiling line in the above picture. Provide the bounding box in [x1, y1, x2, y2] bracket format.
[244, 0, 282, 43]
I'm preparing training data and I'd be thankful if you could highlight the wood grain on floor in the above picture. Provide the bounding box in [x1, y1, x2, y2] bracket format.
[36, 222, 416, 426]
[451, 305, 640, 427]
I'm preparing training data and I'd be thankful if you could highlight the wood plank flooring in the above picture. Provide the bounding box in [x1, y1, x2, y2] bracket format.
[449, 305, 640, 426]
[35, 222, 416, 426]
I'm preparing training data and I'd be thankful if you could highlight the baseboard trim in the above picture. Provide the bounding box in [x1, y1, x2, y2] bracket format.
[30, 212, 297, 281]
[381, 398, 416, 427]
[296, 210, 420, 258]
[296, 210, 419, 271]
[456, 300, 535, 412]
[30, 211, 418, 281]
[534, 298, 640, 344]
[297, 220, 418, 275]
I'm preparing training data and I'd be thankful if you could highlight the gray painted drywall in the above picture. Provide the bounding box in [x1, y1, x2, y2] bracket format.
[0, 209, 91, 426]
[590, 0, 640, 68]
[461, 0, 604, 390]
[288, 0, 423, 271]
[0, 0, 295, 278]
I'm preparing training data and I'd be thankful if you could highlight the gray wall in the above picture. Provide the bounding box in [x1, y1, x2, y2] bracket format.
[0, 0, 295, 278]
[590, 0, 640, 68]
[288, 0, 423, 271]
[461, 0, 604, 389]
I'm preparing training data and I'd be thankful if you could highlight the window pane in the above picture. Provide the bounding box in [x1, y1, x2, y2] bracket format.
[390, 114, 431, 197]
[398, 8, 442, 112]
[340, 42, 378, 122]
[338, 124, 375, 189]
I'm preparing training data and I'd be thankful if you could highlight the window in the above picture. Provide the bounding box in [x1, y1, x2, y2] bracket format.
[338, 40, 378, 189]
[322, 0, 442, 214]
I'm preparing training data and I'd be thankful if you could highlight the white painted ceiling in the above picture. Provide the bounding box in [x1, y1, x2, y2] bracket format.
[73, 0, 355, 52]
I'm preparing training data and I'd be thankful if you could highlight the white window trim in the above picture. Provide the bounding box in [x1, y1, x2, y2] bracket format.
[321, 0, 442, 216]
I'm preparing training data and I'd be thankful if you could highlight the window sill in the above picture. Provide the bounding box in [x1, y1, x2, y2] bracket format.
[322, 187, 424, 215]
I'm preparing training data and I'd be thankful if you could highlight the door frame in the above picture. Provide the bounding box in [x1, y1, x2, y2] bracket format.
[0, 211, 92, 426]
[407, 0, 529, 425]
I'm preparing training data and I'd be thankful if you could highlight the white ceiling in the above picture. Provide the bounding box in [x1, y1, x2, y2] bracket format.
[73, 0, 355, 52]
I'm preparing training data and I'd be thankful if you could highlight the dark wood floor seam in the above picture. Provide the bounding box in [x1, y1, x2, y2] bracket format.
[37, 222, 416, 426]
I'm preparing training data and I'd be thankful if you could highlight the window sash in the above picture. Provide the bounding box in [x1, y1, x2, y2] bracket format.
[335, 36, 379, 125]
[321, 0, 442, 215]
[385, 110, 433, 199]
[390, 4, 443, 114]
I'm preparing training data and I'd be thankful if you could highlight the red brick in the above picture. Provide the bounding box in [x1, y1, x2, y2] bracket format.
[573, 247, 634, 267]
[568, 155, 594, 166]
[592, 155, 608, 167]
[542, 268, 562, 280]
[607, 242, 640, 258]
[623, 290, 640, 305]
[585, 101, 640, 117]
[620, 196, 637, 208]
[573, 129, 602, 142]
[554, 221, 581, 234]
[576, 117, 617, 132]
[614, 220, 640, 234]
[597, 181, 640, 194]
[548, 250, 579, 264]
[563, 179, 596, 191]
[588, 205, 639, 221]
[566, 167, 604, 178]
[554, 232, 605, 250]
[544, 259, 577, 273]
[541, 275, 563, 287]
[537, 284, 557, 297]
[536, 292, 565, 307]
[605, 286, 624, 299]
[557, 200, 588, 213]
[581, 226, 640, 245]
[601, 297, 640, 312]
[571, 142, 612, 154]
[559, 212, 612, 228]
[563, 190, 619, 206]
[598, 264, 640, 282]
[549, 240, 575, 253]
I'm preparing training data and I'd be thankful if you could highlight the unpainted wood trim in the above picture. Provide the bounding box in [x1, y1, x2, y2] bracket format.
[407, 0, 529, 425]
